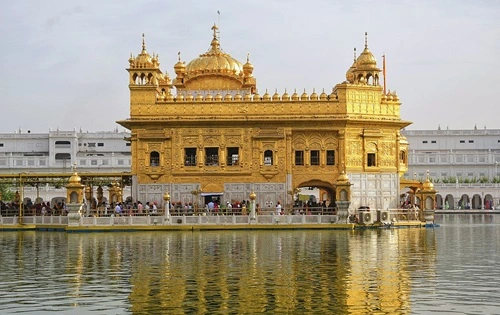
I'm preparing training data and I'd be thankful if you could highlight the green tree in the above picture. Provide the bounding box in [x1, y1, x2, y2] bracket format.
[0, 183, 14, 201]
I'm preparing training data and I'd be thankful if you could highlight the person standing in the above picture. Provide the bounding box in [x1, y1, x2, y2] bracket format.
[276, 201, 282, 215]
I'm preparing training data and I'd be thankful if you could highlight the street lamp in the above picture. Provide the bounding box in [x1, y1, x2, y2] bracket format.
[163, 190, 171, 223]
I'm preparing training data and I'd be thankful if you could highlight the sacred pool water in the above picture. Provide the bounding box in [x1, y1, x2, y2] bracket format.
[0, 214, 499, 314]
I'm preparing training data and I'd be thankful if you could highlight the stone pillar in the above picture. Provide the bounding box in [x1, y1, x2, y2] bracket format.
[84, 185, 92, 217]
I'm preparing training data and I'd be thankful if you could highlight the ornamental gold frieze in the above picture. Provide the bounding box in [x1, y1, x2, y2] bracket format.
[130, 101, 345, 118]
[291, 132, 339, 148]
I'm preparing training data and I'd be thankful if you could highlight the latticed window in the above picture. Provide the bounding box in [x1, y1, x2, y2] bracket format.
[227, 147, 239, 166]
[150, 151, 160, 166]
[295, 151, 304, 165]
[310, 150, 320, 165]
[327, 150, 335, 165]
[264, 150, 273, 166]
[185, 148, 197, 166]
[367, 153, 376, 167]
[205, 148, 219, 166]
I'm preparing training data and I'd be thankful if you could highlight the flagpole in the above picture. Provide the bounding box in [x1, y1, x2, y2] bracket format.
[217, 10, 221, 40]
[383, 54, 387, 95]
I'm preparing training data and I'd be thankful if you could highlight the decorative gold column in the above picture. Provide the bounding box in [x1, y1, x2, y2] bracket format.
[419, 171, 437, 224]
[249, 190, 256, 222]
[335, 166, 352, 224]
[66, 165, 85, 225]
[163, 190, 171, 223]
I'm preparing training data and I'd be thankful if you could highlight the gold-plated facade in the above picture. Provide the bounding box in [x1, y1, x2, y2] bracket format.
[118, 27, 411, 210]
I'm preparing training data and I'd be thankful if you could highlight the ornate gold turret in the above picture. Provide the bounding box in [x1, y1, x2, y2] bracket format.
[173, 24, 256, 93]
[345, 33, 381, 86]
[66, 164, 84, 204]
[419, 171, 437, 223]
[127, 33, 172, 100]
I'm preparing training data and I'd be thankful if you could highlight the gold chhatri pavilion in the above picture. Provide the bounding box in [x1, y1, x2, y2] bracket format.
[117, 25, 411, 210]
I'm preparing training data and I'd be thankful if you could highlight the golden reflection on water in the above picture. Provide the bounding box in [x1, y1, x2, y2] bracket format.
[1, 229, 436, 314]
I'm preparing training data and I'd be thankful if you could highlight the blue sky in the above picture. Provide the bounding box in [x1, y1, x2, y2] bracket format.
[1, 0, 498, 132]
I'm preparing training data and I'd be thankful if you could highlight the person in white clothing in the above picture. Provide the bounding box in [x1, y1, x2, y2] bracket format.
[276, 202, 282, 215]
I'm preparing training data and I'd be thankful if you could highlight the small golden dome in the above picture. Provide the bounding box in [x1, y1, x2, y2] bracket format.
[272, 90, 280, 101]
[249, 191, 256, 200]
[310, 89, 318, 100]
[166, 93, 174, 101]
[196, 92, 204, 101]
[244, 93, 252, 101]
[381, 93, 387, 101]
[282, 90, 290, 101]
[214, 91, 223, 101]
[175, 93, 185, 102]
[387, 94, 394, 101]
[345, 48, 357, 82]
[243, 53, 254, 77]
[319, 89, 328, 101]
[253, 91, 261, 101]
[356, 33, 378, 71]
[329, 90, 337, 100]
[262, 90, 271, 101]
[130, 34, 157, 68]
[186, 93, 194, 101]
[234, 92, 242, 101]
[337, 172, 349, 183]
[301, 89, 309, 100]
[224, 92, 233, 101]
[174, 60, 186, 74]
[69, 172, 81, 185]
[423, 179, 434, 190]
[205, 92, 213, 101]
[291, 89, 299, 101]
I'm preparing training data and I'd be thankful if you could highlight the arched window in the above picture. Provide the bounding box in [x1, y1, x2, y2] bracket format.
[70, 191, 78, 203]
[264, 150, 273, 166]
[150, 151, 160, 167]
[400, 150, 406, 164]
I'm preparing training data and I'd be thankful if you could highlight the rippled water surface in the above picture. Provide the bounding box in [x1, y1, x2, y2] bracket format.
[1, 214, 499, 314]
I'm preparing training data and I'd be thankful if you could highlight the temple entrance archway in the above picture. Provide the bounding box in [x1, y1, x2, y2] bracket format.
[293, 180, 336, 214]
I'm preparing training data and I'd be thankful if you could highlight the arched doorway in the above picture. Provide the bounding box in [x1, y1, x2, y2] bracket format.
[484, 194, 494, 210]
[435, 194, 443, 209]
[471, 194, 482, 210]
[445, 194, 454, 210]
[293, 180, 336, 215]
[459, 194, 470, 209]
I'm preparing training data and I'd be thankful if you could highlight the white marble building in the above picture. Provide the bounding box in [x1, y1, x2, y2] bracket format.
[0, 129, 132, 203]
[402, 127, 500, 209]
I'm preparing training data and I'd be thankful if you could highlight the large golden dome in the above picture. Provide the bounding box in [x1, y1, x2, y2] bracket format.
[185, 24, 244, 77]
[173, 24, 256, 92]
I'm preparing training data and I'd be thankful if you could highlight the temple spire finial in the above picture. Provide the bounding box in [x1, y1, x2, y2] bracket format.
[142, 33, 146, 51]
[211, 23, 218, 39]
[364, 32, 368, 48]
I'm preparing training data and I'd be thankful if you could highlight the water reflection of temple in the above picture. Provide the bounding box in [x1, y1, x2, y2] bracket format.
[61, 230, 436, 313]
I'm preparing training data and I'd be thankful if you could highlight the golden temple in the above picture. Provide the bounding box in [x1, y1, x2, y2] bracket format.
[117, 25, 412, 211]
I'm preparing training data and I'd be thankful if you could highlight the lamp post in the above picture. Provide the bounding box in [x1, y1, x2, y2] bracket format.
[249, 190, 256, 222]
[163, 191, 171, 223]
